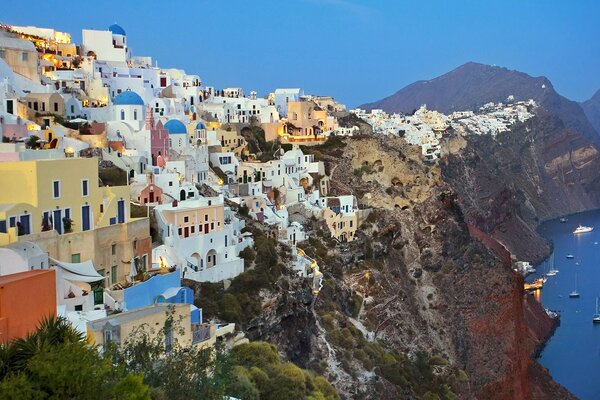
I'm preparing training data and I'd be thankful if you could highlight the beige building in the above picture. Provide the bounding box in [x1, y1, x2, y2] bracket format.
[23, 93, 66, 119]
[0, 32, 40, 82]
[87, 303, 192, 348]
[323, 207, 358, 242]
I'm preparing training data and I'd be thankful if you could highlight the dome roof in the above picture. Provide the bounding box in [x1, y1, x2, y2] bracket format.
[108, 24, 126, 36]
[113, 90, 144, 106]
[195, 122, 206, 130]
[164, 120, 187, 135]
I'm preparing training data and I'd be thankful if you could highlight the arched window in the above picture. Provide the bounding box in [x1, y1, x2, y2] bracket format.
[120, 109, 125, 120]
[133, 109, 138, 120]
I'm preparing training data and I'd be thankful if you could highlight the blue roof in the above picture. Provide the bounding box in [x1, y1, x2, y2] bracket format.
[108, 24, 126, 36]
[164, 119, 187, 134]
[113, 90, 144, 106]
[195, 122, 206, 130]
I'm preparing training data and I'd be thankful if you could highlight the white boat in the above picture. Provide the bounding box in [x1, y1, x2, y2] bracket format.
[593, 297, 600, 324]
[573, 225, 593, 234]
[569, 273, 580, 298]
[546, 253, 559, 277]
[560, 218, 568, 223]
[566, 254, 574, 259]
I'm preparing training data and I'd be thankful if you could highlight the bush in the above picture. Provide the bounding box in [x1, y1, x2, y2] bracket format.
[239, 246, 256, 269]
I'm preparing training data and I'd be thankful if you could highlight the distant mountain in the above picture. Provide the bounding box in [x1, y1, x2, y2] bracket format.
[582, 89, 600, 134]
[361, 62, 598, 140]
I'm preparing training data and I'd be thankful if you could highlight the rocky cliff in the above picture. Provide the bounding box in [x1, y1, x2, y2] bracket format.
[442, 107, 600, 263]
[228, 136, 576, 399]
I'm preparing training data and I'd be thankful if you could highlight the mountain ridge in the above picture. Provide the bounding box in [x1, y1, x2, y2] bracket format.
[360, 62, 599, 141]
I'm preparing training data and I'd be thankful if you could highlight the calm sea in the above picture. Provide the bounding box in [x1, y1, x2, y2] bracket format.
[529, 210, 600, 399]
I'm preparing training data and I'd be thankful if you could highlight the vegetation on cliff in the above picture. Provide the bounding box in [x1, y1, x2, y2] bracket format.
[0, 314, 339, 400]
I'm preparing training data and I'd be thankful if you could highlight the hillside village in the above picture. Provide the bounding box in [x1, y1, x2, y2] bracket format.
[0, 23, 543, 351]
[0, 23, 372, 351]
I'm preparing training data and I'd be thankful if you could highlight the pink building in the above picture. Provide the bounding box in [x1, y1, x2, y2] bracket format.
[146, 110, 169, 166]
[138, 173, 164, 204]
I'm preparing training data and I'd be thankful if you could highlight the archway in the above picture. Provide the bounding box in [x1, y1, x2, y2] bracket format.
[180, 189, 186, 201]
[206, 249, 217, 268]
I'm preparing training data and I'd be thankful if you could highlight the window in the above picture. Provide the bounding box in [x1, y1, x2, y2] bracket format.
[104, 330, 113, 344]
[82, 179, 89, 196]
[70, 105, 74, 114]
[0, 220, 5, 233]
[120, 110, 125, 120]
[204, 215, 208, 222]
[22, 52, 28, 62]
[133, 240, 137, 251]
[0, 49, 5, 59]
[52, 180, 61, 198]
[111, 243, 116, 255]
[71, 253, 81, 263]
[133, 110, 138, 120]
[191, 226, 195, 233]
[82, 205, 91, 231]
[111, 265, 117, 285]
[74, 305, 83, 311]
[184, 216, 189, 223]
[53, 102, 58, 112]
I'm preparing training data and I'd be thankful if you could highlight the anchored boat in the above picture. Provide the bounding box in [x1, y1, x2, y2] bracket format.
[573, 225, 593, 234]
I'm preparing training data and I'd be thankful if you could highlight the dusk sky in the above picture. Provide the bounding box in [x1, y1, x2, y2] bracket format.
[4, 0, 599, 107]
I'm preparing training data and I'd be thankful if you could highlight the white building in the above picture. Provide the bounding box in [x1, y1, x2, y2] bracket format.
[82, 24, 130, 65]
[153, 196, 253, 282]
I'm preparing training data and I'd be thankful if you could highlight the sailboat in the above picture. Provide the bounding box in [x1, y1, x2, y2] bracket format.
[593, 297, 600, 324]
[546, 253, 559, 277]
[569, 272, 580, 298]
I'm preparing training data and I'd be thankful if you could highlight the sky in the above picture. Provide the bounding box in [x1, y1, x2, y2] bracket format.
[3, 0, 599, 107]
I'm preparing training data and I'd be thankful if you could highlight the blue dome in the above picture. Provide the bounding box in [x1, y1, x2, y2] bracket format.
[113, 90, 144, 106]
[195, 122, 206, 130]
[164, 120, 187, 135]
[109, 24, 126, 36]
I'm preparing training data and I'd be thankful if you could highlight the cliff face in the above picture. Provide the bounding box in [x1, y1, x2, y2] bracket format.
[243, 137, 575, 399]
[442, 107, 600, 262]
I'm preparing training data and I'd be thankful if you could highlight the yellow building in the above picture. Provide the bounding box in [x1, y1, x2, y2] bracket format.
[0, 157, 151, 286]
[215, 128, 246, 154]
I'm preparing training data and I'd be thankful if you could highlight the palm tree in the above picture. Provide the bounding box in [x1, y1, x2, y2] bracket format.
[0, 316, 84, 378]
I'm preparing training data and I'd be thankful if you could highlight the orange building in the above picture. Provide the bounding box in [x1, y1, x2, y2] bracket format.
[0, 269, 57, 343]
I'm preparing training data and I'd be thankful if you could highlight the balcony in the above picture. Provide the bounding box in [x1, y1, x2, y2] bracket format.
[191, 323, 212, 344]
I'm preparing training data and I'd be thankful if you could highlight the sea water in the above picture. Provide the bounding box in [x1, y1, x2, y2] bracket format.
[530, 210, 600, 399]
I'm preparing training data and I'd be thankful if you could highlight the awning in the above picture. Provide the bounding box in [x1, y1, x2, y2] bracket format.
[50, 257, 104, 283]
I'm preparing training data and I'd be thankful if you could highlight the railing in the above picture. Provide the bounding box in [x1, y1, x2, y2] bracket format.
[192, 325, 211, 344]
